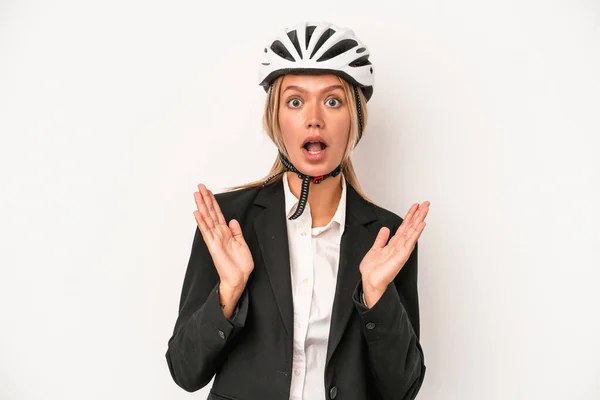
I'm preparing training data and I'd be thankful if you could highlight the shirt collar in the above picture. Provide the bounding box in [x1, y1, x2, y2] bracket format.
[282, 172, 347, 232]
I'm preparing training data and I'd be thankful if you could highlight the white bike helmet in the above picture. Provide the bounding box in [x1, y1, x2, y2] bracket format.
[258, 21, 374, 101]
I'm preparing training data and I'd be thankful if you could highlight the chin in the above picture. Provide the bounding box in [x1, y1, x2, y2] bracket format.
[289, 149, 341, 177]
[297, 161, 337, 178]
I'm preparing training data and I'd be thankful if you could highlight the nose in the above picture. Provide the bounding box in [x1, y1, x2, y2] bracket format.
[305, 102, 325, 129]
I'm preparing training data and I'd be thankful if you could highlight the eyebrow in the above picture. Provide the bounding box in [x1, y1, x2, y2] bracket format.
[282, 84, 344, 94]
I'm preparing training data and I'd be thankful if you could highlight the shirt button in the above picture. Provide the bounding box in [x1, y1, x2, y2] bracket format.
[218, 330, 226, 339]
[301, 231, 307, 236]
[366, 322, 376, 330]
[330, 386, 338, 399]
[294, 369, 301, 376]
[302, 278, 309, 285]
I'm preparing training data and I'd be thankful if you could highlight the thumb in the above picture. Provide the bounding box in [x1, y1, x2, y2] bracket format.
[228, 218, 243, 239]
[372, 227, 391, 250]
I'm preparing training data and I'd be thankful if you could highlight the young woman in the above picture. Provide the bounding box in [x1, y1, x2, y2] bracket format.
[166, 21, 430, 400]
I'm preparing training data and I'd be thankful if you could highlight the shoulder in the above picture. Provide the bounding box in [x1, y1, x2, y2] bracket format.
[368, 201, 404, 232]
[213, 185, 260, 208]
[345, 181, 405, 233]
[213, 185, 262, 222]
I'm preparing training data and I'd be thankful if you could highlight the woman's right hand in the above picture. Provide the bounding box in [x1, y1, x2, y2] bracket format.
[193, 184, 254, 292]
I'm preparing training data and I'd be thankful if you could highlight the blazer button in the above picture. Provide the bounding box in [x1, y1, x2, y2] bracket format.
[366, 322, 376, 330]
[218, 330, 226, 340]
[329, 386, 338, 399]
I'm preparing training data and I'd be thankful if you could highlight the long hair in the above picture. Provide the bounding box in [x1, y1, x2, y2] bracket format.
[225, 75, 374, 204]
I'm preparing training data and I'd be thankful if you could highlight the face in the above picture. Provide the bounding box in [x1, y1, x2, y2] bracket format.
[278, 74, 351, 177]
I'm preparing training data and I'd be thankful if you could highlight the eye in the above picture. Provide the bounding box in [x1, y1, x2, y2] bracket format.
[287, 98, 303, 108]
[326, 98, 342, 107]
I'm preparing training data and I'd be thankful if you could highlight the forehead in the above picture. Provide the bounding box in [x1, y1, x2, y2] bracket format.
[280, 74, 343, 91]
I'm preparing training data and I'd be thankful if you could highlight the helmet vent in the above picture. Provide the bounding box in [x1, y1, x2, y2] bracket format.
[305, 25, 317, 49]
[349, 55, 372, 67]
[287, 30, 303, 59]
[270, 40, 296, 62]
[317, 39, 358, 62]
[309, 28, 336, 59]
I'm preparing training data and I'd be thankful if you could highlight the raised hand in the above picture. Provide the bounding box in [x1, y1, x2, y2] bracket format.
[193, 184, 254, 292]
[359, 201, 430, 306]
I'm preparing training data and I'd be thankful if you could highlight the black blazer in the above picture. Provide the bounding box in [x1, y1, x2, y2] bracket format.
[165, 177, 426, 400]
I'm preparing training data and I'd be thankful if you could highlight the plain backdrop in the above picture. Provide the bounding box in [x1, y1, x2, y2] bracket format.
[1, 0, 599, 399]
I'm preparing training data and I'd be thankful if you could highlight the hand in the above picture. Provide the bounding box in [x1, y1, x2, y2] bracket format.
[193, 184, 254, 291]
[360, 201, 430, 301]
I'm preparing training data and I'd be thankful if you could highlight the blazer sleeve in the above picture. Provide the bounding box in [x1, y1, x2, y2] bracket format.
[352, 235, 426, 400]
[165, 226, 250, 392]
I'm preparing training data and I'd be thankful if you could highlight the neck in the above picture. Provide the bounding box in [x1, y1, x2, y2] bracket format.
[286, 171, 343, 227]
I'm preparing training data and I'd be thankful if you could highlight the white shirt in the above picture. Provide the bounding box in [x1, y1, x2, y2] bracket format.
[282, 172, 347, 400]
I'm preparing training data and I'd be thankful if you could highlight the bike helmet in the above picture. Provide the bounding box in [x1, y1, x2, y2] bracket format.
[258, 21, 374, 101]
[259, 21, 374, 220]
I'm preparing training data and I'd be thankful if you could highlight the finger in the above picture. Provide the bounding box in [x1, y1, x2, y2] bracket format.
[229, 219, 245, 242]
[208, 189, 227, 226]
[406, 221, 426, 249]
[372, 227, 390, 250]
[194, 189, 215, 230]
[403, 203, 420, 226]
[193, 210, 214, 242]
[410, 201, 429, 226]
[199, 184, 219, 226]
[390, 226, 411, 249]
[400, 220, 425, 251]
[395, 201, 430, 243]
[412, 201, 430, 225]
[389, 203, 419, 247]
[395, 224, 416, 250]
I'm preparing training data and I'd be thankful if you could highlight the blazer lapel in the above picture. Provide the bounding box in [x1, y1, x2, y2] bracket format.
[253, 179, 294, 337]
[326, 181, 378, 368]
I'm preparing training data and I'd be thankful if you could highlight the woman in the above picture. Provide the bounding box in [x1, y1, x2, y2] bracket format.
[166, 21, 430, 400]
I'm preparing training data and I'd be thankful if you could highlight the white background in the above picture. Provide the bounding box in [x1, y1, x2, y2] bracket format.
[1, 0, 599, 399]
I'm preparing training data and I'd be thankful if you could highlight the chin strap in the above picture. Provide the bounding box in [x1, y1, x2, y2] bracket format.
[353, 85, 363, 144]
[262, 151, 343, 220]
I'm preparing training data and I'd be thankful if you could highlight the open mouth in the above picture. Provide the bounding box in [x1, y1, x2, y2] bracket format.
[303, 141, 327, 154]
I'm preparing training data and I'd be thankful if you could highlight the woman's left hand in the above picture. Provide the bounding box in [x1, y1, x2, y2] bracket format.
[359, 201, 430, 306]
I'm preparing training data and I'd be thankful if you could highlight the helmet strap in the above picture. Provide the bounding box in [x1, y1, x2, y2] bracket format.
[262, 151, 343, 220]
[353, 85, 363, 146]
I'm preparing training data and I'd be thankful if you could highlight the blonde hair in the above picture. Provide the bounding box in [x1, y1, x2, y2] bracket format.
[225, 74, 374, 204]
